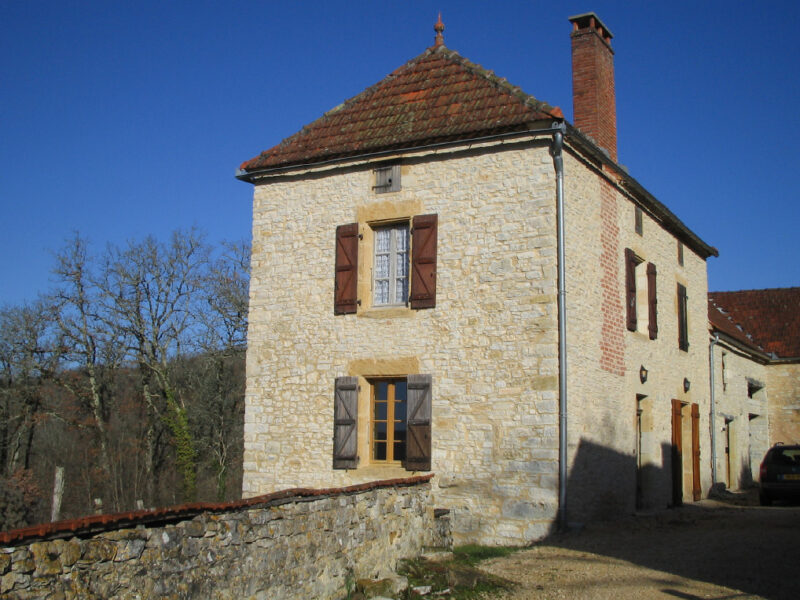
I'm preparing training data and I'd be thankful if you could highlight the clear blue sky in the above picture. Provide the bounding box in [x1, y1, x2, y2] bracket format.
[2, 1, 798, 306]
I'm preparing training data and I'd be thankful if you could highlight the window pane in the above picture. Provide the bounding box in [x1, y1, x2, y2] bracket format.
[394, 440, 406, 461]
[375, 254, 390, 278]
[374, 401, 387, 420]
[395, 400, 407, 422]
[395, 227, 408, 252]
[375, 381, 388, 401]
[375, 280, 389, 305]
[374, 441, 387, 461]
[395, 381, 407, 402]
[395, 278, 407, 303]
[374, 421, 387, 441]
[376, 229, 390, 253]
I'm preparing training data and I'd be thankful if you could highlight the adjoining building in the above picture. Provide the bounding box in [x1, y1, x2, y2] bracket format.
[708, 288, 800, 491]
[238, 14, 720, 544]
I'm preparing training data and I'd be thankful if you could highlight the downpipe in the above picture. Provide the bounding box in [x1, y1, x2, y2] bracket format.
[550, 122, 568, 532]
[709, 333, 719, 485]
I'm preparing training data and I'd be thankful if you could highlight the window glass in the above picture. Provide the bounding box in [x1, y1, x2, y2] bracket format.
[370, 378, 407, 463]
[373, 224, 409, 306]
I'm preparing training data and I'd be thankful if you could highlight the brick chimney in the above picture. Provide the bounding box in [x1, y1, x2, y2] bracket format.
[569, 13, 617, 162]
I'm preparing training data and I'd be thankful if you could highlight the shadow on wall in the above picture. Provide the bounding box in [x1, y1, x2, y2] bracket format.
[565, 438, 676, 524]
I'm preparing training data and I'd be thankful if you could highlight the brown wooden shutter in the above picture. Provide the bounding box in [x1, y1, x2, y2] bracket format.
[404, 374, 432, 471]
[625, 248, 637, 331]
[410, 214, 437, 309]
[334, 223, 358, 314]
[691, 403, 701, 501]
[647, 262, 658, 340]
[333, 376, 358, 469]
[677, 283, 689, 351]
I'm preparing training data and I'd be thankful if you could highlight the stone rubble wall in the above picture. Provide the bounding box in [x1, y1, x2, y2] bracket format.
[243, 140, 561, 545]
[1, 477, 444, 600]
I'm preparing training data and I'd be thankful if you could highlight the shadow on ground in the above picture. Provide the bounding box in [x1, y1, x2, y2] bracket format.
[539, 440, 799, 600]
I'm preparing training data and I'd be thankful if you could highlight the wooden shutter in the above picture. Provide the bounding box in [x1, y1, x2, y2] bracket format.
[691, 403, 701, 501]
[647, 262, 658, 340]
[404, 374, 432, 471]
[410, 214, 437, 309]
[677, 283, 689, 350]
[625, 248, 637, 331]
[334, 223, 358, 314]
[671, 399, 683, 507]
[333, 376, 358, 469]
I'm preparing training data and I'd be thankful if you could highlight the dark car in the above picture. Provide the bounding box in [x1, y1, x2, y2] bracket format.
[759, 444, 800, 505]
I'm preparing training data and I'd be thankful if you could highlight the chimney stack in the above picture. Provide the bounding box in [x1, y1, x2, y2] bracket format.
[569, 13, 617, 162]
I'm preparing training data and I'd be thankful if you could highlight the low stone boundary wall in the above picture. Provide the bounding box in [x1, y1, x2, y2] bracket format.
[1, 475, 446, 599]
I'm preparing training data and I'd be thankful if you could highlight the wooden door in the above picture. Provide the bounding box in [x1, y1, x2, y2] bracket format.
[671, 399, 683, 506]
[691, 403, 701, 501]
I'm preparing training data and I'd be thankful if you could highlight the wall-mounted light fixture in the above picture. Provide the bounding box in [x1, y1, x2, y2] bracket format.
[683, 377, 691, 392]
[639, 365, 648, 384]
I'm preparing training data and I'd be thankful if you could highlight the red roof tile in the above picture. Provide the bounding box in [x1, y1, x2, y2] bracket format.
[709, 288, 800, 359]
[239, 44, 563, 173]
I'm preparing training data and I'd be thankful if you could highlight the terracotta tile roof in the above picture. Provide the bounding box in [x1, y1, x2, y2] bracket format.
[239, 44, 563, 173]
[709, 288, 800, 359]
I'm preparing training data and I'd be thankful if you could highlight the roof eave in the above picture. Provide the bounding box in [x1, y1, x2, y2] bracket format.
[237, 120, 563, 183]
[564, 124, 718, 260]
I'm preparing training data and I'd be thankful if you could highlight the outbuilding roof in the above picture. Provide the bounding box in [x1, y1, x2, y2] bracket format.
[709, 288, 800, 359]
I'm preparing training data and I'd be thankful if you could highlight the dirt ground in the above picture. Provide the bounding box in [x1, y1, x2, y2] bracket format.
[477, 490, 799, 600]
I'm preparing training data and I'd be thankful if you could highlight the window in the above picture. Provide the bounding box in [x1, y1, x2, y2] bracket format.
[332, 374, 432, 471]
[635, 206, 643, 235]
[373, 224, 409, 306]
[334, 214, 438, 313]
[721, 351, 728, 391]
[677, 241, 684, 266]
[625, 248, 642, 331]
[625, 249, 657, 338]
[370, 379, 407, 462]
[374, 164, 401, 193]
[677, 283, 689, 351]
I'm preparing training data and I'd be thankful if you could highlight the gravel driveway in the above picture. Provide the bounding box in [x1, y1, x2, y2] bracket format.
[478, 492, 799, 600]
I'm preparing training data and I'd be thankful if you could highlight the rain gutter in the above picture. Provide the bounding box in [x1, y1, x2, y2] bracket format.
[236, 125, 564, 182]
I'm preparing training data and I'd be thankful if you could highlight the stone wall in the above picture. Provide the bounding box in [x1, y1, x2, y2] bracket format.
[243, 132, 716, 543]
[710, 341, 769, 489]
[1, 476, 443, 600]
[563, 143, 713, 516]
[244, 139, 561, 545]
[767, 362, 800, 444]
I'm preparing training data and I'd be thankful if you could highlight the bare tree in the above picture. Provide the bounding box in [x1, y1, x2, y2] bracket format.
[192, 240, 249, 499]
[97, 229, 209, 503]
[51, 234, 129, 511]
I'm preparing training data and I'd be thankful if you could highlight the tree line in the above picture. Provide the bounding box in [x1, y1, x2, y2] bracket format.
[0, 230, 249, 530]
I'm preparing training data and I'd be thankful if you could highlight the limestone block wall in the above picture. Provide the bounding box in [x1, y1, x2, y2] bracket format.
[710, 343, 769, 489]
[0, 477, 441, 600]
[562, 144, 713, 517]
[767, 363, 800, 444]
[244, 139, 560, 545]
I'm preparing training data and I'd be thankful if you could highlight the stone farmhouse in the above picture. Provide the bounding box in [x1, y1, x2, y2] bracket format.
[236, 13, 786, 545]
[707, 288, 800, 491]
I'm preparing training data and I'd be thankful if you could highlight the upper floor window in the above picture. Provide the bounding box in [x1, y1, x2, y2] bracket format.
[635, 206, 643, 236]
[677, 283, 689, 351]
[374, 224, 409, 306]
[625, 248, 658, 339]
[334, 214, 438, 314]
[678, 241, 684, 266]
